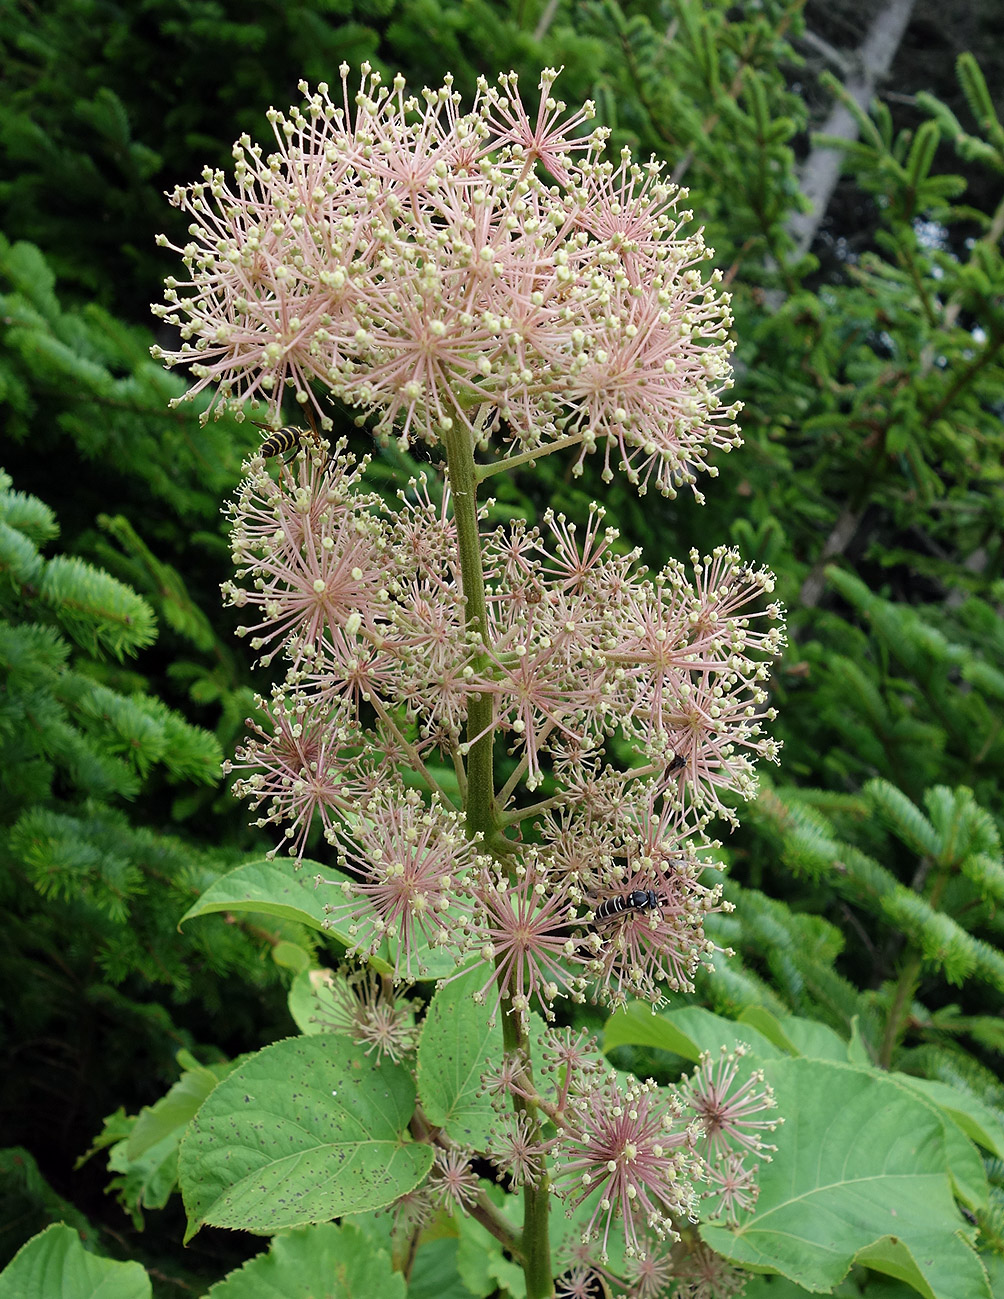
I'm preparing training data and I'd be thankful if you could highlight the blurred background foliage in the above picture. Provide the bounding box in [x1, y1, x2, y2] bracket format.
[2, 0, 1003, 1290]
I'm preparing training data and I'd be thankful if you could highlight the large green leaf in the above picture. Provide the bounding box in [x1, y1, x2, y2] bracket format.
[702, 1058, 989, 1298]
[179, 1035, 433, 1238]
[738, 1007, 852, 1061]
[128, 1054, 234, 1158]
[885, 1075, 997, 1213]
[416, 967, 503, 1146]
[205, 1221, 405, 1298]
[894, 1074, 1004, 1160]
[603, 1002, 781, 1060]
[0, 1223, 150, 1299]
[181, 859, 465, 980]
[178, 859, 331, 931]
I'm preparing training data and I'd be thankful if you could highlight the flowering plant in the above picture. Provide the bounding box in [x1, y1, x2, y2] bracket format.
[158, 65, 784, 1299]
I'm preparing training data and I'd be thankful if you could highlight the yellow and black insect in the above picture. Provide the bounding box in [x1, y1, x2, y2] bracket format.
[257, 424, 309, 459]
[592, 889, 660, 924]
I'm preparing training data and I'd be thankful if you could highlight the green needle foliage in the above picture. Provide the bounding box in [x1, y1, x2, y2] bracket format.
[0, 470, 299, 1237]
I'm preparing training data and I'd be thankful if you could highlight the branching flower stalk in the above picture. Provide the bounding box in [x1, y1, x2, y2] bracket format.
[444, 413, 555, 1286]
[157, 64, 784, 1299]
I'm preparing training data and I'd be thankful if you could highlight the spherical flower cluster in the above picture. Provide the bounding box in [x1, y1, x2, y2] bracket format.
[154, 66, 740, 498]
[551, 1075, 696, 1259]
[307, 966, 421, 1063]
[316, 785, 481, 982]
[682, 1044, 780, 1165]
[428, 1146, 481, 1213]
[459, 852, 592, 1024]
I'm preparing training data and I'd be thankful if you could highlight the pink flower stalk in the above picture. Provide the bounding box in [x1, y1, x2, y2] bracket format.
[536, 806, 621, 897]
[461, 854, 592, 1024]
[475, 605, 604, 791]
[164, 64, 787, 1292]
[682, 1045, 780, 1162]
[702, 1150, 761, 1227]
[309, 967, 420, 1063]
[481, 68, 597, 185]
[540, 503, 634, 598]
[429, 1146, 481, 1213]
[221, 426, 781, 876]
[223, 442, 391, 666]
[583, 854, 728, 1008]
[480, 1049, 536, 1106]
[154, 65, 741, 498]
[386, 1183, 436, 1234]
[684, 550, 783, 661]
[317, 787, 476, 980]
[226, 693, 364, 858]
[488, 1110, 549, 1188]
[538, 1028, 606, 1118]
[553, 1075, 696, 1261]
[299, 625, 404, 716]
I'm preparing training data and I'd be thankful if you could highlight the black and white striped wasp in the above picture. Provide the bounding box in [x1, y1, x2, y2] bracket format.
[591, 889, 660, 927]
[257, 424, 308, 460]
[254, 410, 327, 474]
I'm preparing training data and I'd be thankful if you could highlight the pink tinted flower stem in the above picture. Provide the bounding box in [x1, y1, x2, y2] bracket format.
[475, 431, 585, 483]
[367, 690, 453, 804]
[441, 421, 554, 1299]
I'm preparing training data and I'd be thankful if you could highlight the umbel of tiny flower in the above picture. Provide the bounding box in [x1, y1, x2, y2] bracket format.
[552, 1074, 697, 1261]
[428, 1145, 481, 1213]
[684, 1043, 781, 1163]
[154, 65, 741, 499]
[459, 852, 592, 1025]
[306, 966, 421, 1063]
[315, 785, 480, 982]
[477, 1026, 777, 1275]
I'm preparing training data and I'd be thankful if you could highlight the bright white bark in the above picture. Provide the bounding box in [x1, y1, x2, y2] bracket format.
[790, 0, 918, 258]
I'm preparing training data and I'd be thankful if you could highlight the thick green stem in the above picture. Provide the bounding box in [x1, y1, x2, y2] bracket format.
[520, 1177, 553, 1297]
[442, 425, 497, 843]
[501, 1004, 553, 1299]
[441, 422, 553, 1299]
